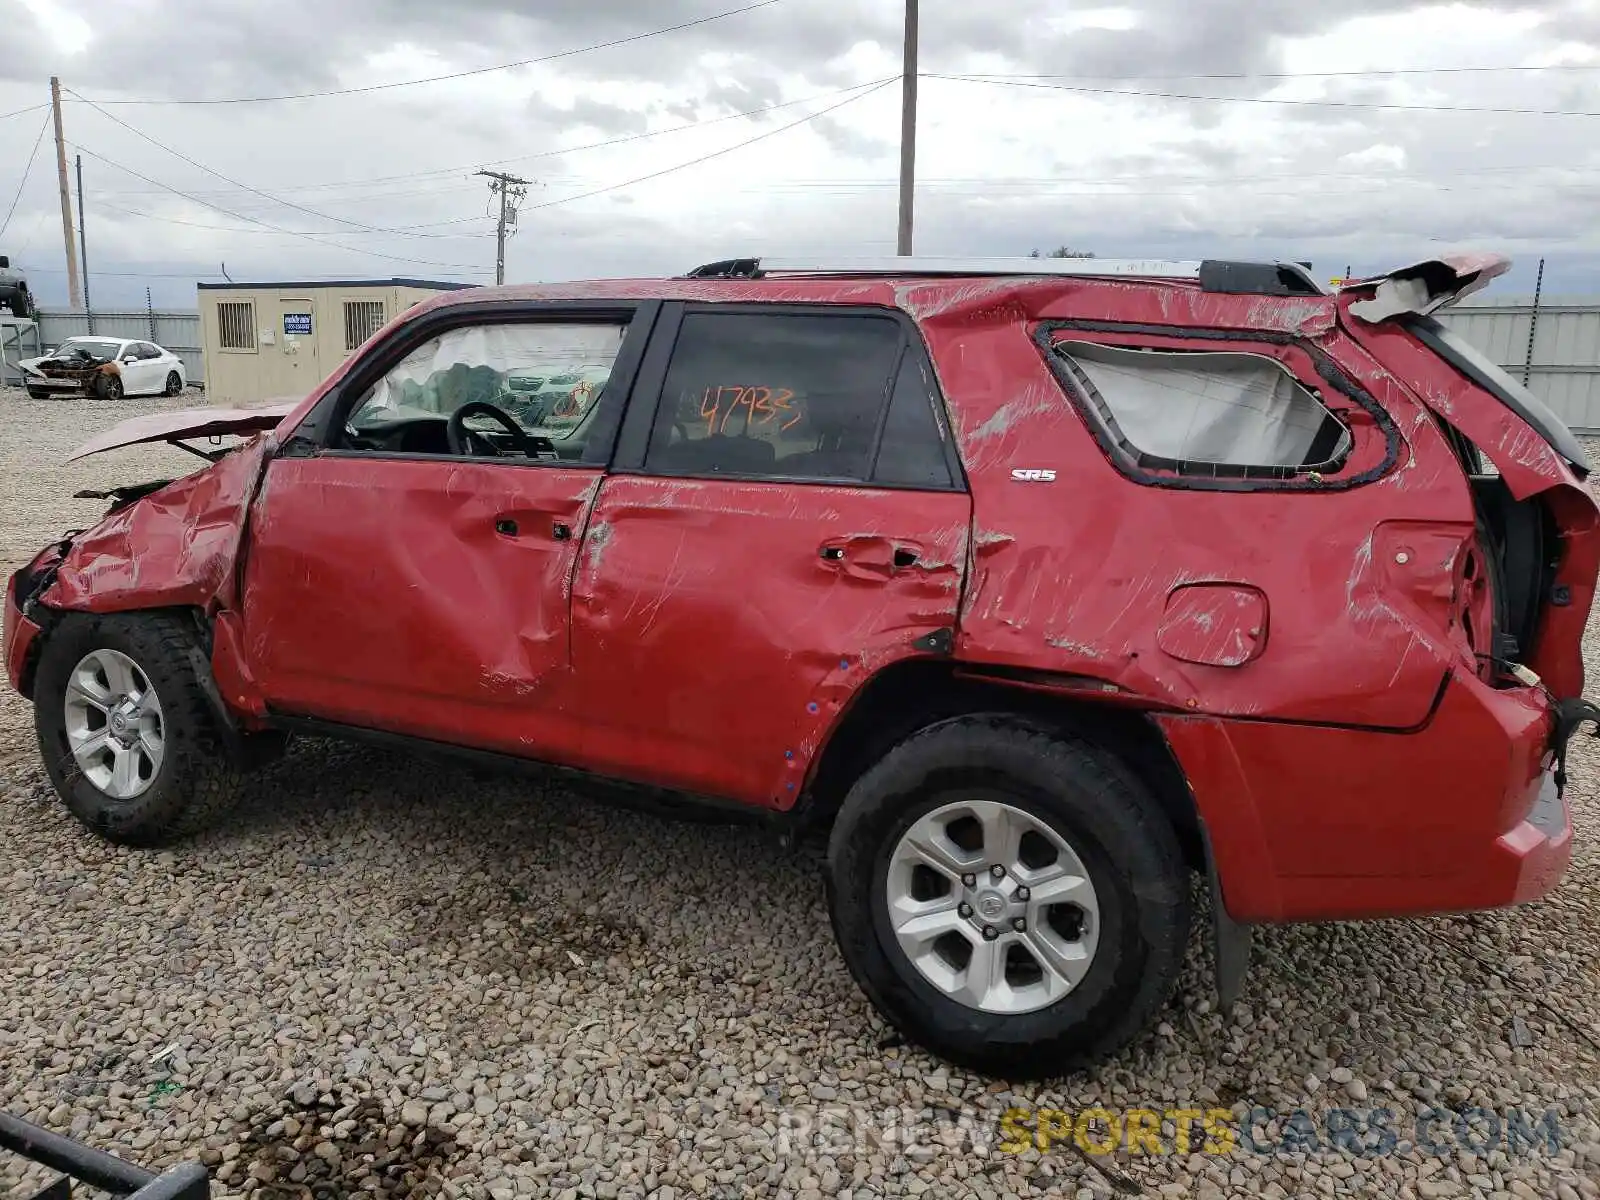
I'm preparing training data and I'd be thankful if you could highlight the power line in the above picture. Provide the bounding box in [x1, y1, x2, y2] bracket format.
[0, 111, 51, 241]
[345, 76, 899, 230]
[515, 77, 900, 217]
[17, 266, 224, 279]
[70, 142, 493, 273]
[929, 73, 1600, 117]
[89, 197, 493, 237]
[83, 158, 1600, 204]
[75, 80, 889, 201]
[0, 103, 49, 123]
[75, 1, 785, 106]
[68, 90, 474, 240]
[961, 62, 1600, 82]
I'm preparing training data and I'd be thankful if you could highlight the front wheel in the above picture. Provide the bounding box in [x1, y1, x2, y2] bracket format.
[826, 716, 1191, 1078]
[96, 372, 124, 400]
[34, 613, 243, 846]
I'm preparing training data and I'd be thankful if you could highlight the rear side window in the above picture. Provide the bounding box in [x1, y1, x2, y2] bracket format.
[872, 353, 956, 488]
[1052, 340, 1351, 478]
[645, 312, 904, 481]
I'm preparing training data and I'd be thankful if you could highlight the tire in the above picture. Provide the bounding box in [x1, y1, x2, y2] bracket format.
[826, 715, 1191, 1079]
[26, 388, 49, 400]
[33, 612, 243, 846]
[96, 373, 124, 400]
[163, 371, 182, 397]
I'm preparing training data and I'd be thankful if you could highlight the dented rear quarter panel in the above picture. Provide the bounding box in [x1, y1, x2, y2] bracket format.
[923, 284, 1481, 729]
[1341, 310, 1600, 699]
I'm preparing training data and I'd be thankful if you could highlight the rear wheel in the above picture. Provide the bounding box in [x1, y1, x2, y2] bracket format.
[34, 613, 243, 846]
[826, 715, 1191, 1078]
[163, 371, 182, 397]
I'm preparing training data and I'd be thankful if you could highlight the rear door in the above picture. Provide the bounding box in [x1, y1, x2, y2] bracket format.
[565, 304, 971, 807]
[239, 303, 653, 755]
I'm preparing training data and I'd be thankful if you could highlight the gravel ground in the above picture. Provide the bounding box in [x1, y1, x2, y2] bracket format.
[1, 387, 1598, 1200]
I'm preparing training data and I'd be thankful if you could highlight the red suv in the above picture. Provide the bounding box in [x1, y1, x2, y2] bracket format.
[6, 254, 1597, 1078]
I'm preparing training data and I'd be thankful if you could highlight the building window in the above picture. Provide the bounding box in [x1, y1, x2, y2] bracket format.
[344, 300, 387, 352]
[217, 301, 255, 352]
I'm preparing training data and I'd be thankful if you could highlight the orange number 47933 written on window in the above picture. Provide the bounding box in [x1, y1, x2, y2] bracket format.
[700, 385, 802, 434]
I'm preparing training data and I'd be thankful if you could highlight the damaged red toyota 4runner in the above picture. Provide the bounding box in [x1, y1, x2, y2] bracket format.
[6, 254, 1598, 1078]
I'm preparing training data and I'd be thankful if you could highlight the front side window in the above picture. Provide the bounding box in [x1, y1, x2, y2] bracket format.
[1051, 340, 1351, 477]
[644, 312, 904, 481]
[341, 321, 628, 462]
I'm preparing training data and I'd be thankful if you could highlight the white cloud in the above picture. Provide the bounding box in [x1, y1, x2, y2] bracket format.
[0, 0, 1597, 306]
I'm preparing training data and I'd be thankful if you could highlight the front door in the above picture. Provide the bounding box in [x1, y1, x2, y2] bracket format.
[119, 342, 162, 395]
[566, 304, 971, 806]
[240, 307, 650, 756]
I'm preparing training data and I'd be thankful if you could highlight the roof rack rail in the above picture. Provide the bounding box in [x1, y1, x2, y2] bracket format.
[682, 256, 1328, 297]
[685, 255, 1202, 280]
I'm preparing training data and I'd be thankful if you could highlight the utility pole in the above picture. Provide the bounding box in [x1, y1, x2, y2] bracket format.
[50, 77, 82, 309]
[897, 0, 918, 256]
[475, 170, 531, 285]
[76, 154, 92, 332]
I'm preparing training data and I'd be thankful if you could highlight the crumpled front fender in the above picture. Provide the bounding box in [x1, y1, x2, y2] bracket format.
[41, 435, 274, 616]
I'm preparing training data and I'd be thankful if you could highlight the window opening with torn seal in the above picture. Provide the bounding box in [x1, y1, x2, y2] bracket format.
[1050, 340, 1353, 482]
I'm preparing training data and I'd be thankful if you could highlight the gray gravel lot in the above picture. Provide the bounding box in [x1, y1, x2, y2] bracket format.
[1, 388, 1597, 1200]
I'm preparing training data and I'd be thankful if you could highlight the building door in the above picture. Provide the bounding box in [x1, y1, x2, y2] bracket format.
[275, 296, 319, 397]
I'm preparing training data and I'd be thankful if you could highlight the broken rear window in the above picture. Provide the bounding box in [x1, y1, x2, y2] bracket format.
[1050, 340, 1351, 479]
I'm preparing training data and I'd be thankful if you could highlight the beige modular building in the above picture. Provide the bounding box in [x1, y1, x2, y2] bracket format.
[197, 278, 476, 405]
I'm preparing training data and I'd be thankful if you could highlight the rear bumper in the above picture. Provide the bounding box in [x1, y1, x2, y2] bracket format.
[1160, 672, 1571, 923]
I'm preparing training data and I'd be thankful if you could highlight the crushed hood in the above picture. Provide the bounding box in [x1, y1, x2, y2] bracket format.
[66, 403, 295, 462]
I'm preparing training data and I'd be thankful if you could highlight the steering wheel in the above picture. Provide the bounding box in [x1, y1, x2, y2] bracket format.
[447, 401, 537, 458]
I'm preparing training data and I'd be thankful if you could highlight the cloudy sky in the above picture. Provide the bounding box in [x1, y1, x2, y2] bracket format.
[2, 0, 1599, 307]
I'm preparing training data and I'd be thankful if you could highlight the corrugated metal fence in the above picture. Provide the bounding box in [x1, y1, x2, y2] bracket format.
[33, 308, 204, 385]
[1437, 295, 1600, 434]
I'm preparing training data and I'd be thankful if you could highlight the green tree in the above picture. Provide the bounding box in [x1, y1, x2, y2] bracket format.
[1029, 247, 1097, 259]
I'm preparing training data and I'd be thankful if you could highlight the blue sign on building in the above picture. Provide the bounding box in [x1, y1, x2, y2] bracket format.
[283, 313, 312, 336]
